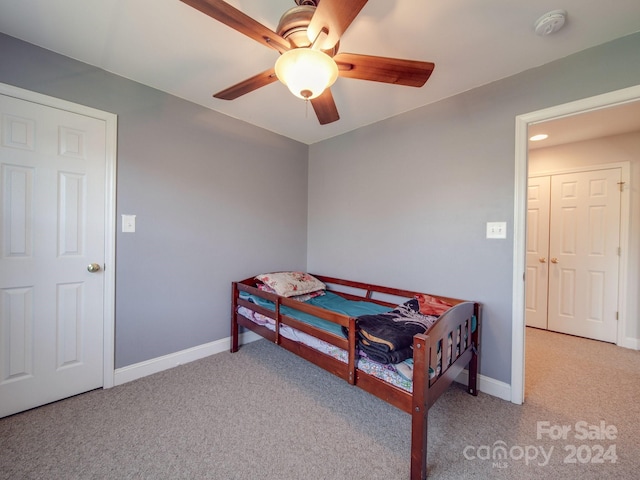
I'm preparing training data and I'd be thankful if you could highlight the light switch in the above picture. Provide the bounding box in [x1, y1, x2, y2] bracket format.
[122, 214, 136, 233]
[486, 221, 507, 239]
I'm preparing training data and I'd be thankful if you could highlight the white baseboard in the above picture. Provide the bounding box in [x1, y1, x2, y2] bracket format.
[620, 336, 640, 350]
[455, 369, 511, 402]
[113, 331, 262, 386]
[113, 333, 510, 402]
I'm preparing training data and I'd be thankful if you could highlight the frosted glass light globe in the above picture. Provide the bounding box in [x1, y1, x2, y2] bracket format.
[275, 48, 339, 100]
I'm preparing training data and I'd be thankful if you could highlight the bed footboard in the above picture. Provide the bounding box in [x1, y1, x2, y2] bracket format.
[410, 301, 480, 480]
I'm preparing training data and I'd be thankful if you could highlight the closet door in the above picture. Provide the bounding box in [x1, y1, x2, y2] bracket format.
[525, 176, 551, 329]
[547, 168, 621, 343]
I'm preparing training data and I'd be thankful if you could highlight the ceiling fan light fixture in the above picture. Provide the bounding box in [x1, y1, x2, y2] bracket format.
[275, 48, 338, 100]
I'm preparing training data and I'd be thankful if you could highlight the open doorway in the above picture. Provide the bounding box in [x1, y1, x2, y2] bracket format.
[511, 85, 640, 405]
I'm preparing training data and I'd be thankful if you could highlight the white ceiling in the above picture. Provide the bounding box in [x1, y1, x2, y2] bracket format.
[1, 0, 639, 144]
[528, 100, 640, 150]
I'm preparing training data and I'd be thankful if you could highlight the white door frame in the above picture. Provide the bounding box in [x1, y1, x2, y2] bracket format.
[1, 82, 117, 389]
[512, 84, 640, 405]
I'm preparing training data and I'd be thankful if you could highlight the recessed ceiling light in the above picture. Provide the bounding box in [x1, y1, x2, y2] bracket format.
[530, 134, 549, 141]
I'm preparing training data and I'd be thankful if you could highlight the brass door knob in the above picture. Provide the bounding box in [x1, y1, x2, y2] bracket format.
[539, 257, 547, 263]
[550, 257, 559, 264]
[87, 263, 101, 273]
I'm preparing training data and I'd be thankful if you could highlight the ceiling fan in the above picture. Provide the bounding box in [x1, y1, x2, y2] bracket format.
[180, 0, 435, 125]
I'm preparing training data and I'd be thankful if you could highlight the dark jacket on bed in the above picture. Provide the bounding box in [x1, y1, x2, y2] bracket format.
[347, 299, 438, 364]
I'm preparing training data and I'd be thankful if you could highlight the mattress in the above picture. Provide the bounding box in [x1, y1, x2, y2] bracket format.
[238, 291, 420, 392]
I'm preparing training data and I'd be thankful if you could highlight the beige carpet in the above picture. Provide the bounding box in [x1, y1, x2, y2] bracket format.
[1, 327, 639, 479]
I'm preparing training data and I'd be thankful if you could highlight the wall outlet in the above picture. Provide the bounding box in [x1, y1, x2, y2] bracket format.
[486, 221, 507, 239]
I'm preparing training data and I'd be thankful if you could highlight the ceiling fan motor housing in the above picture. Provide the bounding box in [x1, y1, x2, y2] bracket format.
[277, 5, 338, 55]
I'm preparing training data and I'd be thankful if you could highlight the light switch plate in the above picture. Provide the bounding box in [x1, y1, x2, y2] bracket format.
[122, 214, 136, 233]
[486, 221, 507, 239]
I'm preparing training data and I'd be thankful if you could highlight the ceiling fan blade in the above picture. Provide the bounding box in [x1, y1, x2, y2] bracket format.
[213, 68, 277, 100]
[311, 89, 340, 125]
[334, 53, 435, 87]
[180, 0, 291, 53]
[307, 0, 368, 51]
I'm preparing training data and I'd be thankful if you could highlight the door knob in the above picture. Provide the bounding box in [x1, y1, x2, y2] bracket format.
[550, 257, 559, 264]
[87, 263, 101, 273]
[539, 257, 547, 263]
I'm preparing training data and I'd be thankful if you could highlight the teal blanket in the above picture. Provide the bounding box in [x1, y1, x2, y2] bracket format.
[239, 291, 390, 337]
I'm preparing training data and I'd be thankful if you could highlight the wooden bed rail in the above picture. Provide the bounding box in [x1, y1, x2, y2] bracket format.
[233, 278, 361, 384]
[314, 274, 466, 308]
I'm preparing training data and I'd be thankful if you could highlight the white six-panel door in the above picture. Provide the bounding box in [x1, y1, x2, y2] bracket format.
[547, 169, 621, 343]
[525, 176, 551, 329]
[0, 93, 107, 417]
[526, 168, 621, 343]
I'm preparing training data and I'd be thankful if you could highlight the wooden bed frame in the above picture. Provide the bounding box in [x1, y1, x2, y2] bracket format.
[230, 274, 481, 480]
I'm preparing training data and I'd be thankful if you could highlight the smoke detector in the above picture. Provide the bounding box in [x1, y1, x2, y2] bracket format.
[534, 10, 567, 36]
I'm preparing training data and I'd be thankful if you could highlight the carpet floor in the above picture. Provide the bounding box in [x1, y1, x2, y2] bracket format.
[1, 327, 639, 479]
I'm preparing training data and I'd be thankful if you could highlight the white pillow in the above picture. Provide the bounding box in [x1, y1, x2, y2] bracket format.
[255, 272, 326, 297]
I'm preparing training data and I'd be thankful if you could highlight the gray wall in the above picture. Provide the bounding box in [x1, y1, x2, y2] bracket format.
[308, 32, 640, 385]
[2, 30, 640, 386]
[0, 33, 309, 368]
